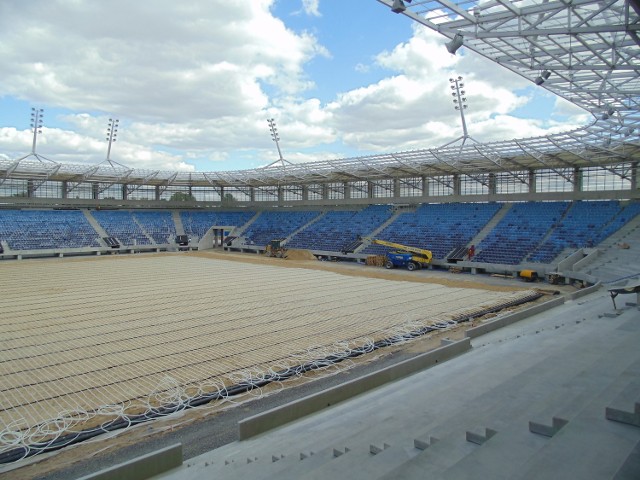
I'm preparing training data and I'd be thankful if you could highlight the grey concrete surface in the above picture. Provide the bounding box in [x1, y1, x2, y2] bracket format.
[149, 290, 640, 480]
[238, 337, 471, 440]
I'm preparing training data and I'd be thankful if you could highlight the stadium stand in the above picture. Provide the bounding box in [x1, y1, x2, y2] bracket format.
[180, 211, 255, 240]
[361, 203, 502, 260]
[527, 200, 627, 263]
[0, 209, 100, 250]
[242, 210, 322, 247]
[2, 202, 639, 265]
[132, 211, 177, 245]
[91, 210, 152, 246]
[287, 205, 393, 252]
[472, 202, 570, 265]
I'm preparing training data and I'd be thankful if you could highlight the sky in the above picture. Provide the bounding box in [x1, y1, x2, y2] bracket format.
[0, 0, 590, 173]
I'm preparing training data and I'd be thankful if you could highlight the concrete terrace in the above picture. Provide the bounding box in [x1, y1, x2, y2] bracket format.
[89, 287, 640, 480]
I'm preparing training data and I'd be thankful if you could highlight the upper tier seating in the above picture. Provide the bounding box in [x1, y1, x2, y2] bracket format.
[473, 202, 570, 265]
[361, 203, 501, 259]
[243, 211, 321, 247]
[180, 211, 255, 239]
[287, 205, 393, 251]
[0, 209, 100, 250]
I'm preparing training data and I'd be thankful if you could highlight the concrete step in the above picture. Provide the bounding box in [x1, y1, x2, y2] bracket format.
[378, 430, 478, 479]
[153, 294, 639, 480]
[439, 367, 640, 479]
[519, 375, 640, 479]
[300, 441, 418, 480]
[378, 312, 640, 479]
[248, 443, 357, 480]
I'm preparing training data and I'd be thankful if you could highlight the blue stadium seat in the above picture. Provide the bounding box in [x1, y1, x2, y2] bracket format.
[0, 210, 101, 250]
[361, 203, 501, 259]
[287, 205, 393, 251]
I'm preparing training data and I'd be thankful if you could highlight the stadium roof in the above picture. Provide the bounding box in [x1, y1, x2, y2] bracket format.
[1, 0, 639, 189]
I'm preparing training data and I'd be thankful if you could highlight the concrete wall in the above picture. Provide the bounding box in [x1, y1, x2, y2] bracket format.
[238, 338, 472, 440]
[76, 443, 182, 480]
[465, 297, 566, 339]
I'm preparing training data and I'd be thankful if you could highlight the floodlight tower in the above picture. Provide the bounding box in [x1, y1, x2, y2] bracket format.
[106, 118, 119, 162]
[30, 107, 44, 154]
[268, 118, 284, 162]
[440, 76, 479, 150]
[451, 76, 469, 141]
[264, 118, 293, 169]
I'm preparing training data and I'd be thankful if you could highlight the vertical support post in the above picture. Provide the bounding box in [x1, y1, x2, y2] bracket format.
[344, 182, 351, 200]
[528, 169, 536, 193]
[488, 173, 497, 195]
[422, 175, 429, 198]
[453, 174, 461, 196]
[573, 166, 583, 192]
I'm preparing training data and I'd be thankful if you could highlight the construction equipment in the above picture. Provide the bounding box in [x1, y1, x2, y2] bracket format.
[519, 269, 539, 282]
[372, 239, 433, 271]
[265, 239, 287, 258]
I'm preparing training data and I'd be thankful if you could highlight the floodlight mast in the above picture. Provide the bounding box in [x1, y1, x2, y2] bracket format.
[268, 118, 284, 161]
[264, 118, 294, 169]
[106, 118, 119, 162]
[440, 76, 480, 150]
[451, 76, 469, 139]
[30, 108, 44, 154]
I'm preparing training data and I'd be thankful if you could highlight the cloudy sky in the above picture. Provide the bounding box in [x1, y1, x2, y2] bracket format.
[0, 0, 589, 172]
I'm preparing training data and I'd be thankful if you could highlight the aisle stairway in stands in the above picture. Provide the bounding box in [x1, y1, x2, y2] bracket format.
[579, 212, 640, 283]
[83, 210, 109, 240]
[466, 202, 512, 250]
[133, 211, 176, 245]
[362, 203, 502, 260]
[172, 211, 186, 236]
[286, 206, 394, 253]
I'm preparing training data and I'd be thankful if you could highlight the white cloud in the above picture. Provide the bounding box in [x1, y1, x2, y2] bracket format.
[302, 0, 321, 17]
[0, 0, 323, 122]
[0, 1, 592, 172]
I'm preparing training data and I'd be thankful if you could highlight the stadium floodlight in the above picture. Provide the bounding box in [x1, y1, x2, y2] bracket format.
[267, 118, 284, 161]
[601, 106, 615, 120]
[440, 75, 479, 152]
[534, 70, 551, 86]
[106, 118, 119, 161]
[446, 34, 464, 55]
[30, 107, 44, 154]
[391, 0, 411, 13]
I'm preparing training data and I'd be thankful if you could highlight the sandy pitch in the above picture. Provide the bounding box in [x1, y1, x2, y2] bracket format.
[0, 252, 533, 454]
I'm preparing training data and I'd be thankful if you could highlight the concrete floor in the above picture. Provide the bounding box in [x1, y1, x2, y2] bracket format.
[151, 289, 640, 480]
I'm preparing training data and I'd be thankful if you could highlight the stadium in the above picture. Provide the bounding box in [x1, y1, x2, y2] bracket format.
[1, 0, 640, 479]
